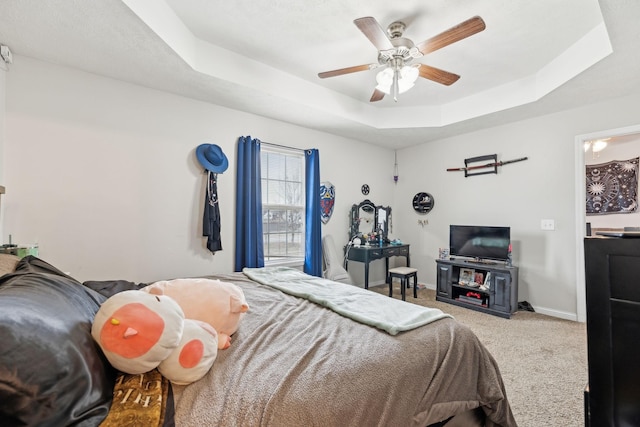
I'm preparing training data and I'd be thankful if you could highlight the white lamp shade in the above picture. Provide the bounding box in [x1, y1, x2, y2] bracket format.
[400, 65, 419, 83]
[375, 68, 394, 94]
[375, 65, 419, 95]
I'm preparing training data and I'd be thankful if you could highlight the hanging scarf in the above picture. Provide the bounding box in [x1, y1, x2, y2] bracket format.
[203, 171, 222, 253]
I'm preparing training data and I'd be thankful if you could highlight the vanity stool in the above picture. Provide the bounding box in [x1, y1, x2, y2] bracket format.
[387, 266, 418, 301]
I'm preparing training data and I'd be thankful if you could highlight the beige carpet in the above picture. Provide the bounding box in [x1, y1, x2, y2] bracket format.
[370, 283, 588, 427]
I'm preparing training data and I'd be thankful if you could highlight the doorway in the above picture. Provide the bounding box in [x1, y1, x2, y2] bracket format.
[574, 124, 640, 322]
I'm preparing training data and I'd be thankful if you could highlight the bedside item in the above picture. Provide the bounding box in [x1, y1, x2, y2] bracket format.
[0, 244, 38, 258]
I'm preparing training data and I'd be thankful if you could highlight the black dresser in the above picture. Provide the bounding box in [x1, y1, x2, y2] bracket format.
[344, 244, 410, 289]
[584, 236, 640, 426]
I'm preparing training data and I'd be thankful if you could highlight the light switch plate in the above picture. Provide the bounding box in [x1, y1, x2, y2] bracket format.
[541, 219, 555, 230]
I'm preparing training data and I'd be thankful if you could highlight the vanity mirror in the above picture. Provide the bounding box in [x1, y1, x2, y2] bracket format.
[349, 199, 375, 241]
[349, 200, 392, 242]
[376, 206, 392, 239]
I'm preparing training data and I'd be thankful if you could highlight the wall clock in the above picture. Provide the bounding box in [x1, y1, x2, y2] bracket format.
[413, 192, 434, 214]
[361, 184, 370, 195]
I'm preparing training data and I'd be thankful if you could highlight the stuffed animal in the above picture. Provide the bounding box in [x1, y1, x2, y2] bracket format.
[143, 278, 249, 350]
[158, 319, 218, 385]
[91, 290, 218, 385]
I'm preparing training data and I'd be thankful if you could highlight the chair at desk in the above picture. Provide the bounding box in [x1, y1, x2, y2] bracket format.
[322, 235, 352, 285]
[387, 266, 418, 301]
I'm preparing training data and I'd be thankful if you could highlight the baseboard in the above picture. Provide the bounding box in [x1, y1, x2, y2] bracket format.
[423, 284, 579, 322]
[532, 306, 578, 321]
[387, 282, 579, 321]
[367, 280, 387, 287]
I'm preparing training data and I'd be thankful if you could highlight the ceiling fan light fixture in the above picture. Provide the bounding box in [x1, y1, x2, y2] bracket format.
[318, 15, 486, 102]
[397, 80, 415, 94]
[400, 64, 419, 83]
[375, 67, 394, 93]
[375, 65, 419, 96]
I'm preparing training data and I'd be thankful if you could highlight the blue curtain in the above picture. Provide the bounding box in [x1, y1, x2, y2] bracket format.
[234, 136, 264, 271]
[304, 149, 322, 276]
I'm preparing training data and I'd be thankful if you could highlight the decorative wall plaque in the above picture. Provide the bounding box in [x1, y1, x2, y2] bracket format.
[412, 192, 434, 214]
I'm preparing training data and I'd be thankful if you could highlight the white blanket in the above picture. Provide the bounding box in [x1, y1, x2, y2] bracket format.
[243, 266, 451, 335]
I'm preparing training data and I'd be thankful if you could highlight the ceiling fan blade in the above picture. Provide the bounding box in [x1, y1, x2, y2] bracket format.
[418, 64, 460, 86]
[370, 89, 385, 102]
[416, 16, 486, 55]
[318, 64, 377, 79]
[354, 17, 394, 51]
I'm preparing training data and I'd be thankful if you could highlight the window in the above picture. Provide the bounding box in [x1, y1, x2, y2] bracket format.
[261, 147, 305, 264]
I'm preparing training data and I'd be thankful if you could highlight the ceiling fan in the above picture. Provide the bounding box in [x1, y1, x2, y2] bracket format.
[318, 15, 486, 102]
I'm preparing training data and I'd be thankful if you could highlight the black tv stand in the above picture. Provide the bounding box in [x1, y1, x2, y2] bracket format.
[435, 258, 518, 318]
[467, 258, 500, 265]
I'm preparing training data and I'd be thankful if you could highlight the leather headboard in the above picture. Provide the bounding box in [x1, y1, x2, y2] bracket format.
[0, 256, 116, 426]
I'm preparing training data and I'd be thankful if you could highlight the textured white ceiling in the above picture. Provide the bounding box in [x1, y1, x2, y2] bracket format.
[0, 0, 639, 148]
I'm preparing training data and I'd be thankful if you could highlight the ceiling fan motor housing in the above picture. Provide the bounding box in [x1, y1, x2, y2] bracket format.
[378, 38, 417, 66]
[387, 21, 406, 38]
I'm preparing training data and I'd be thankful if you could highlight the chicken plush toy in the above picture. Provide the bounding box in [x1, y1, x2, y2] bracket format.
[91, 290, 219, 385]
[142, 278, 249, 350]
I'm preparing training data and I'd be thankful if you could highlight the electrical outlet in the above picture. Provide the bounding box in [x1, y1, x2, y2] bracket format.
[541, 219, 555, 231]
[0, 45, 13, 64]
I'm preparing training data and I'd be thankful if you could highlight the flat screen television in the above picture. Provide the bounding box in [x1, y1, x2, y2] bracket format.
[449, 225, 511, 262]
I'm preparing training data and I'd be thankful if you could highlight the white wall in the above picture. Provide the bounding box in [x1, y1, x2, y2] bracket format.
[393, 94, 640, 319]
[7, 55, 640, 320]
[4, 56, 395, 283]
[585, 135, 640, 229]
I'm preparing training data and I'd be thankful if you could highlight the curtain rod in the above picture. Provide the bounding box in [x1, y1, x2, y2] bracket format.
[259, 141, 307, 153]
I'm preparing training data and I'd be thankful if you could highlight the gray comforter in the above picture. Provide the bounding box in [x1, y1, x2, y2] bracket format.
[171, 272, 517, 427]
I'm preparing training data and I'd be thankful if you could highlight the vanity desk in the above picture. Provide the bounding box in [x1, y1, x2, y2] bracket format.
[345, 244, 410, 289]
[344, 199, 409, 289]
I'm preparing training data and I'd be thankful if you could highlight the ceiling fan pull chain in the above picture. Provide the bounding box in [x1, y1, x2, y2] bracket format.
[391, 56, 401, 102]
[392, 68, 399, 102]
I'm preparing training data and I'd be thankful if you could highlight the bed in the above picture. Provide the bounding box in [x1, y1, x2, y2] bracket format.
[0, 256, 516, 427]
